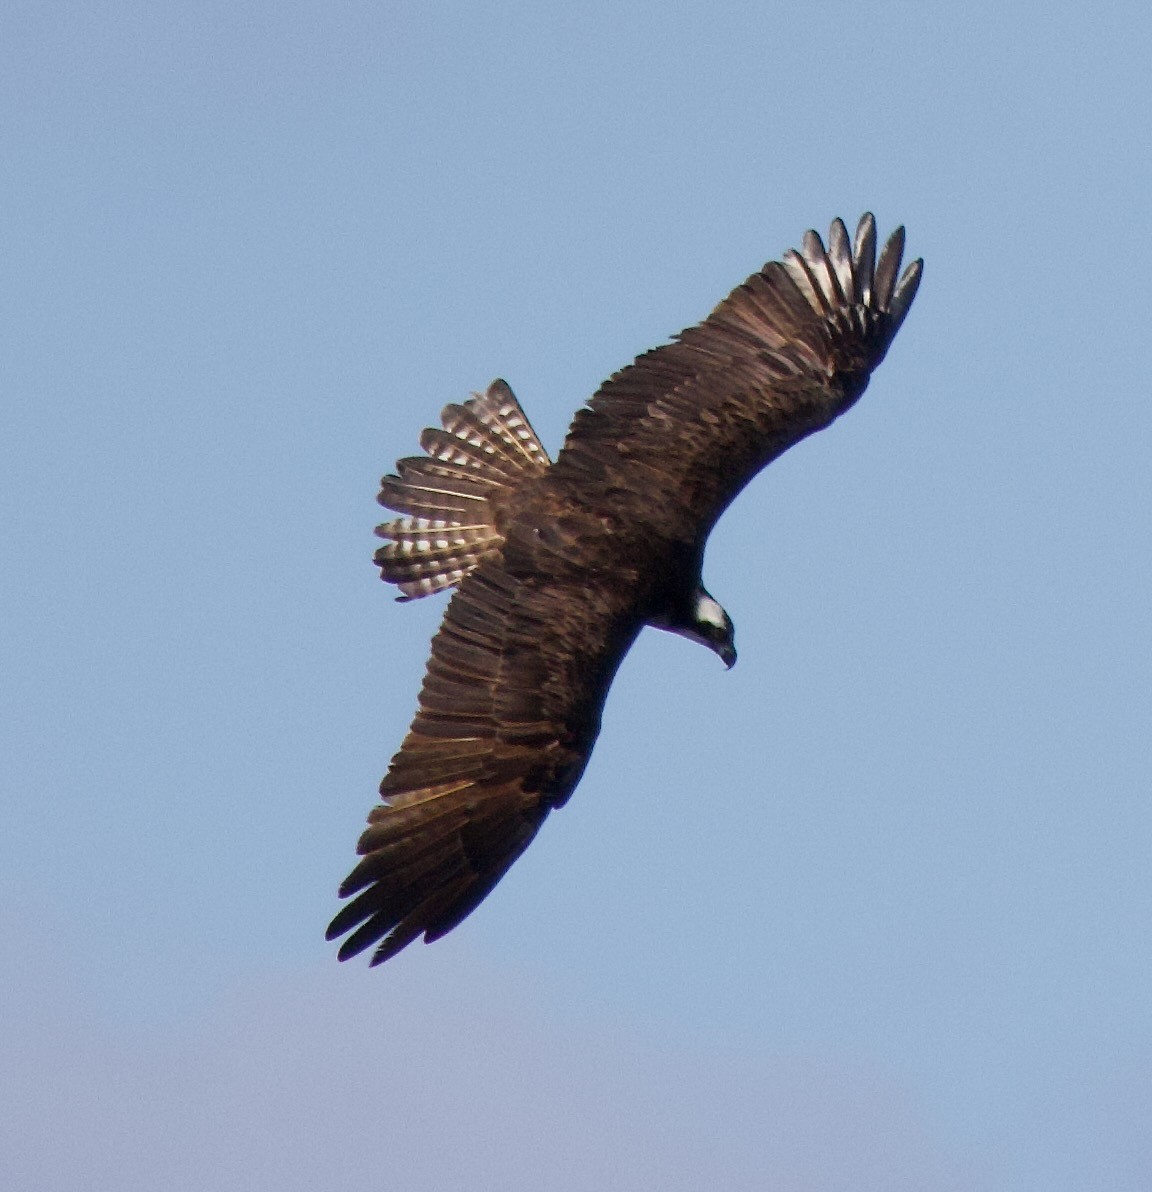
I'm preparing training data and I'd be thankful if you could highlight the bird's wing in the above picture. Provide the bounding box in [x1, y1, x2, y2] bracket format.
[552, 214, 922, 533]
[328, 562, 641, 965]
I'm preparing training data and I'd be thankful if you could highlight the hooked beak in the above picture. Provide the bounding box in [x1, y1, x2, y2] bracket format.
[719, 643, 737, 670]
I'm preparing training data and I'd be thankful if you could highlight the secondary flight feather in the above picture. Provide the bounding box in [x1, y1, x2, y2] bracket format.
[329, 213, 922, 965]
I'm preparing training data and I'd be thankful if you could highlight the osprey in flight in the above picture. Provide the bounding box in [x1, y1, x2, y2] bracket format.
[329, 214, 922, 965]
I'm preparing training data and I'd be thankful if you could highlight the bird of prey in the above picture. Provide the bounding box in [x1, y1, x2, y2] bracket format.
[328, 213, 922, 965]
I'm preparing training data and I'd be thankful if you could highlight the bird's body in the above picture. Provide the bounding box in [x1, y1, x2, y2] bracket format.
[329, 214, 922, 965]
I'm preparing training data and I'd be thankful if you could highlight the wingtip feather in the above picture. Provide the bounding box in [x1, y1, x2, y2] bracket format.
[887, 257, 923, 335]
[828, 218, 855, 304]
[852, 213, 877, 305]
[784, 214, 918, 331]
[874, 225, 906, 311]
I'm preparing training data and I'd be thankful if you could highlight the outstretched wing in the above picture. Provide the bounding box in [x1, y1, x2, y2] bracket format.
[328, 563, 641, 965]
[552, 214, 922, 532]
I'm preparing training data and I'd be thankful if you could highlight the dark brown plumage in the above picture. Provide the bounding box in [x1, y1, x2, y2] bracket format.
[329, 214, 922, 965]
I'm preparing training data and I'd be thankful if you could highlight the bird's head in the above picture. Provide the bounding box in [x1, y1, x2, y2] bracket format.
[688, 587, 737, 669]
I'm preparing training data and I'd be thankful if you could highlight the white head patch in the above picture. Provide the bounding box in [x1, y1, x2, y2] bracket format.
[694, 592, 729, 631]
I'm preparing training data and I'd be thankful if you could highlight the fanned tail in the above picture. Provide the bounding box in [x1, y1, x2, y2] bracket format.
[374, 380, 551, 600]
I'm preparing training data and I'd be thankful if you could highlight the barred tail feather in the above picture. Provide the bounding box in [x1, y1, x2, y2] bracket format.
[374, 380, 551, 600]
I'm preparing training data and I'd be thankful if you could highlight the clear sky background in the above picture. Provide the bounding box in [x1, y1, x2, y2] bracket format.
[3, 2, 1150, 1189]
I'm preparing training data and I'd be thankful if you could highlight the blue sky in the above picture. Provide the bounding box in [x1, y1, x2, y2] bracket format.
[3, 2, 1151, 1188]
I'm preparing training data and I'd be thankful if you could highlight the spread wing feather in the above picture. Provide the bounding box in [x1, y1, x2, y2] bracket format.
[553, 214, 922, 532]
[327, 563, 641, 965]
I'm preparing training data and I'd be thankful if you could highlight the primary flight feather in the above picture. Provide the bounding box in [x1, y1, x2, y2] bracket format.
[329, 213, 922, 965]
